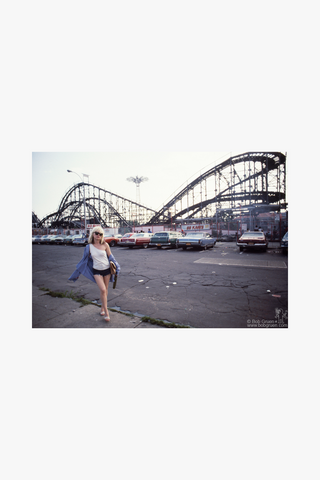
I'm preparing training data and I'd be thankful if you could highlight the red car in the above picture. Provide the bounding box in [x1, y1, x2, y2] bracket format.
[120, 232, 153, 249]
[119, 233, 134, 246]
[104, 235, 119, 247]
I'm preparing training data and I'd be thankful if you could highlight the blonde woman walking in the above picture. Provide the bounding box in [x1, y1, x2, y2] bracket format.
[69, 227, 120, 322]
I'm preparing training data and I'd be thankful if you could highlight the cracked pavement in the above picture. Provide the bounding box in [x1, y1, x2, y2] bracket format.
[32, 242, 288, 328]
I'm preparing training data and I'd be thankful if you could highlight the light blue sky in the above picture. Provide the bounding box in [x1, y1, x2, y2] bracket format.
[32, 151, 234, 220]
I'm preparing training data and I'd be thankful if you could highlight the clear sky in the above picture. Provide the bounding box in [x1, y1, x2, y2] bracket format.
[32, 151, 236, 221]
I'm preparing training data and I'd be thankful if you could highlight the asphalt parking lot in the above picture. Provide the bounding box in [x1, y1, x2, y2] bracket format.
[32, 242, 288, 328]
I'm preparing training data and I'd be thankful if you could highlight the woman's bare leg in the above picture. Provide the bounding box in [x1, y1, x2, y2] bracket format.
[94, 275, 108, 319]
[103, 275, 111, 320]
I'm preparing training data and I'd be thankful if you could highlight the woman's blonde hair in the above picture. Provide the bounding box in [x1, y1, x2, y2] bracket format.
[88, 226, 105, 245]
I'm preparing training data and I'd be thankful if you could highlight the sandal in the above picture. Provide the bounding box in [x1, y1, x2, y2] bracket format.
[100, 311, 106, 316]
[104, 315, 110, 322]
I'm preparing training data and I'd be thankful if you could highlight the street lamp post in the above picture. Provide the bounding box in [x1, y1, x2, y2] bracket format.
[67, 170, 89, 233]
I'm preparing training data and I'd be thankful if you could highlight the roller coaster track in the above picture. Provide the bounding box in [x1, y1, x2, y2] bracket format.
[147, 152, 286, 224]
[37, 152, 286, 229]
[38, 184, 157, 229]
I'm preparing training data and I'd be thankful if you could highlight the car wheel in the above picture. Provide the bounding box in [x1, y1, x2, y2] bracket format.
[110, 241, 116, 247]
[143, 243, 148, 248]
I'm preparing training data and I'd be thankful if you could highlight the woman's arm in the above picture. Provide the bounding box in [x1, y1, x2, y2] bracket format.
[105, 242, 112, 257]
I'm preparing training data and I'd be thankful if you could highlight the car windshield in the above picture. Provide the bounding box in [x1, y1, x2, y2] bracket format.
[154, 233, 167, 237]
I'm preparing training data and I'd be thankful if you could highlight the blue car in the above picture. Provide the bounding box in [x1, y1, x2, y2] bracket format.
[176, 232, 217, 250]
[72, 235, 88, 246]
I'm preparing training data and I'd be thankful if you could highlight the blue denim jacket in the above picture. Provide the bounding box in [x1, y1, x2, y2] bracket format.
[68, 245, 121, 284]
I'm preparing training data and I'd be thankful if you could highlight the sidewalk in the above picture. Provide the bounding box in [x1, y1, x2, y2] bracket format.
[32, 285, 164, 328]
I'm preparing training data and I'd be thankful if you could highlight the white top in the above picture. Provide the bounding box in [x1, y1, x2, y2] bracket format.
[90, 244, 110, 270]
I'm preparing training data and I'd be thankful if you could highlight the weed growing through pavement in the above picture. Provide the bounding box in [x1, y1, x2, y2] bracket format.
[39, 288, 92, 307]
[141, 316, 191, 328]
[39, 288, 192, 327]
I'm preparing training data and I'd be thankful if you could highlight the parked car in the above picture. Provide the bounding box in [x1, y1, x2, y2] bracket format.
[38, 235, 52, 244]
[120, 232, 153, 248]
[32, 235, 42, 244]
[150, 231, 183, 249]
[104, 235, 119, 247]
[119, 233, 135, 246]
[177, 232, 217, 250]
[237, 231, 268, 252]
[73, 237, 88, 246]
[48, 235, 60, 244]
[64, 235, 77, 244]
[72, 235, 87, 246]
[54, 235, 67, 244]
[281, 231, 288, 254]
